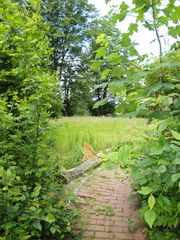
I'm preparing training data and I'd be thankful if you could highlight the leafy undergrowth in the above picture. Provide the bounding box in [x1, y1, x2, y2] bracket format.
[49, 116, 146, 169]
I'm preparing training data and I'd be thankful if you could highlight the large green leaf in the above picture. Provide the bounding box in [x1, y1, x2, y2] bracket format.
[118, 145, 131, 167]
[149, 111, 172, 120]
[93, 98, 108, 109]
[171, 130, 180, 141]
[44, 214, 56, 224]
[95, 47, 107, 59]
[111, 67, 123, 79]
[144, 209, 156, 228]
[150, 146, 164, 156]
[171, 173, 180, 183]
[147, 83, 175, 96]
[138, 186, 153, 195]
[91, 61, 102, 71]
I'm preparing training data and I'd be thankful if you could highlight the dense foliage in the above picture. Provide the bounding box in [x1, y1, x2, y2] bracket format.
[0, 1, 78, 239]
[93, 0, 180, 239]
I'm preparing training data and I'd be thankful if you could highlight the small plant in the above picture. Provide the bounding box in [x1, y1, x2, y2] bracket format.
[127, 216, 140, 233]
[95, 204, 115, 216]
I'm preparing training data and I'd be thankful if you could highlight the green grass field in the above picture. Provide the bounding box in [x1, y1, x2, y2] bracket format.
[49, 117, 147, 169]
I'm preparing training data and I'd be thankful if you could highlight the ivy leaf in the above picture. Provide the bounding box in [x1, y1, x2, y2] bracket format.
[138, 186, 152, 195]
[171, 130, 180, 141]
[148, 195, 155, 210]
[93, 98, 108, 109]
[144, 209, 156, 228]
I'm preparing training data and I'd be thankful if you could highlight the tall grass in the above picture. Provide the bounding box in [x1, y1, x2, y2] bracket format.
[49, 117, 147, 169]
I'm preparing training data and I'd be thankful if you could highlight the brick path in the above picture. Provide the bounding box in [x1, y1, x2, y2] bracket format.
[73, 167, 146, 240]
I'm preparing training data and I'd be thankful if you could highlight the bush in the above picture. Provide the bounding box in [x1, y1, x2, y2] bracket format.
[131, 50, 180, 239]
[0, 1, 77, 239]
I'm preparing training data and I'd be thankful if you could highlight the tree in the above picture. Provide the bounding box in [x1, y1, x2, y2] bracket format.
[42, 0, 97, 116]
[0, 1, 77, 239]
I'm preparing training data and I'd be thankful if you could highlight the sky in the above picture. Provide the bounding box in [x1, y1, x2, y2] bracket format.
[88, 0, 174, 58]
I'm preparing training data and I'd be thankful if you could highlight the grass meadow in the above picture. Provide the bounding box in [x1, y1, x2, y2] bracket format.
[49, 117, 147, 169]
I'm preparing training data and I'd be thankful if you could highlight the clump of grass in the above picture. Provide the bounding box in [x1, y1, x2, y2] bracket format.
[49, 116, 147, 169]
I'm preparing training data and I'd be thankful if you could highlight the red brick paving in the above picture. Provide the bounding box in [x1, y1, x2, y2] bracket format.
[73, 168, 147, 240]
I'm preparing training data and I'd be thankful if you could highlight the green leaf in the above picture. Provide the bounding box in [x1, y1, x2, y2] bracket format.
[157, 159, 169, 165]
[31, 185, 41, 197]
[128, 23, 138, 34]
[149, 111, 172, 120]
[93, 98, 108, 109]
[111, 67, 123, 79]
[150, 146, 163, 156]
[37, 159, 43, 166]
[158, 195, 171, 208]
[96, 34, 106, 44]
[44, 213, 56, 223]
[171, 173, 180, 183]
[94, 82, 108, 90]
[157, 165, 166, 173]
[50, 227, 56, 234]
[113, 13, 126, 22]
[101, 68, 110, 80]
[0, 167, 4, 177]
[91, 61, 102, 71]
[107, 52, 120, 60]
[144, 209, 156, 228]
[102, 162, 117, 170]
[169, 26, 180, 38]
[171, 130, 180, 141]
[33, 221, 42, 231]
[118, 145, 131, 167]
[148, 195, 155, 210]
[108, 152, 118, 162]
[21, 236, 32, 240]
[95, 47, 107, 59]
[171, 6, 180, 23]
[138, 186, 152, 195]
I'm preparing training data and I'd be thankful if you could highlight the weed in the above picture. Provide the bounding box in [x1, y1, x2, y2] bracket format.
[127, 216, 140, 233]
[95, 203, 115, 216]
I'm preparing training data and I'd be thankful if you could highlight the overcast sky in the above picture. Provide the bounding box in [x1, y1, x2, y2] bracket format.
[88, 0, 174, 58]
